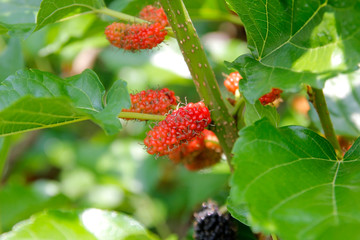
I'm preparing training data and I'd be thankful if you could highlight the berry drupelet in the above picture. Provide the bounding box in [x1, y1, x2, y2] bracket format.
[144, 102, 211, 156]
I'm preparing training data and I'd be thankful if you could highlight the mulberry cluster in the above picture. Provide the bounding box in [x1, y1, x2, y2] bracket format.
[105, 5, 169, 51]
[194, 201, 236, 240]
[144, 102, 211, 156]
[139, 5, 168, 27]
[169, 129, 222, 171]
[105, 22, 167, 51]
[123, 88, 177, 116]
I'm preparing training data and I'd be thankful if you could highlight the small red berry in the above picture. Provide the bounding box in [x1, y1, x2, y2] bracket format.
[144, 102, 211, 156]
[168, 129, 222, 171]
[168, 132, 205, 164]
[123, 88, 177, 117]
[224, 72, 242, 95]
[259, 88, 283, 105]
[105, 22, 167, 51]
[139, 5, 168, 27]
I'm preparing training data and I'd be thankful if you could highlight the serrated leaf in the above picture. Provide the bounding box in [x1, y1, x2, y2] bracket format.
[244, 99, 279, 126]
[226, 0, 360, 103]
[35, 0, 105, 31]
[0, 208, 159, 240]
[309, 69, 360, 138]
[0, 38, 24, 82]
[0, 0, 42, 36]
[229, 119, 360, 239]
[0, 69, 130, 136]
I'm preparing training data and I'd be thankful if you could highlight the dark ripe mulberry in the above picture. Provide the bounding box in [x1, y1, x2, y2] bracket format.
[194, 202, 237, 240]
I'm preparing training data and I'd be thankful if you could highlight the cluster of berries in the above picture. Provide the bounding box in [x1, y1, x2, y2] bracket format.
[105, 5, 168, 51]
[123, 88, 177, 116]
[194, 201, 237, 240]
[144, 101, 211, 156]
[168, 129, 222, 171]
[122, 88, 221, 170]
[224, 71, 283, 105]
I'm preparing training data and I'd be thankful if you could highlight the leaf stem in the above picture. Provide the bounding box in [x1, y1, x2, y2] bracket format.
[0, 137, 10, 184]
[95, 8, 175, 38]
[95, 8, 148, 23]
[118, 112, 166, 121]
[271, 233, 278, 240]
[159, 0, 238, 170]
[308, 87, 342, 159]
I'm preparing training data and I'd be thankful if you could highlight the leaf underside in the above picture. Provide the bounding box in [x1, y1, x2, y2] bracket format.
[229, 118, 360, 239]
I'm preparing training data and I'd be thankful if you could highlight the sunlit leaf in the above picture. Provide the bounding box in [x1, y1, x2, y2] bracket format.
[229, 119, 360, 239]
[0, 208, 159, 240]
[0, 183, 68, 232]
[226, 0, 360, 102]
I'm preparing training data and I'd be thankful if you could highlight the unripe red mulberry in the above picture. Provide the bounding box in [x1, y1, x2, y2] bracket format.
[139, 5, 168, 27]
[105, 22, 167, 51]
[122, 88, 177, 117]
[258, 88, 283, 105]
[144, 102, 211, 156]
[168, 129, 222, 171]
[224, 72, 242, 95]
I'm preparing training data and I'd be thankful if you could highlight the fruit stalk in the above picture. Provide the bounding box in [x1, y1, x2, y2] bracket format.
[95, 8, 148, 24]
[308, 87, 342, 160]
[159, 0, 238, 168]
[118, 112, 166, 121]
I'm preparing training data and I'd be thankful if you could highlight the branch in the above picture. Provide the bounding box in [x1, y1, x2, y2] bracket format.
[159, 0, 238, 170]
[308, 87, 342, 160]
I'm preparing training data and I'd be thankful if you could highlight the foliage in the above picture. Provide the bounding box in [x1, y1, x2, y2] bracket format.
[0, 0, 359, 239]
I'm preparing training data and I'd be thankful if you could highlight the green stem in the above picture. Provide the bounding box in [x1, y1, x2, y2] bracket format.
[271, 233, 278, 240]
[95, 8, 175, 38]
[95, 8, 148, 23]
[231, 96, 244, 116]
[0, 137, 10, 184]
[308, 87, 342, 160]
[118, 112, 166, 121]
[159, 0, 238, 170]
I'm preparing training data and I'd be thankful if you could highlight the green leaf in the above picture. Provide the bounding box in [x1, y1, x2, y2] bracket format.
[226, 0, 360, 103]
[35, 0, 105, 31]
[309, 69, 360, 138]
[0, 183, 69, 232]
[244, 100, 279, 126]
[0, 0, 42, 36]
[0, 208, 159, 240]
[229, 118, 360, 239]
[0, 38, 24, 82]
[0, 69, 130, 136]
